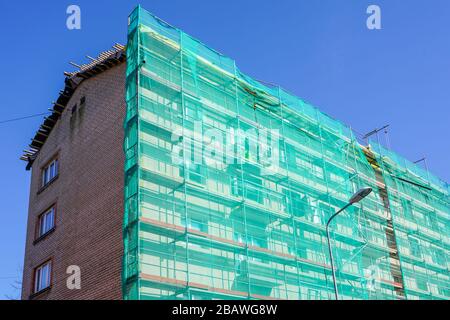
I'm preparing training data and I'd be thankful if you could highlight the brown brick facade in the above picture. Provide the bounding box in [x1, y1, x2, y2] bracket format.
[21, 63, 126, 300]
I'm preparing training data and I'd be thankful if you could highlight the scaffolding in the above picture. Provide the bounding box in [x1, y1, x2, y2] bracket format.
[122, 6, 449, 300]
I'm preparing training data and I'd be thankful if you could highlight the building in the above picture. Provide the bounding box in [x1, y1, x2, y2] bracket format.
[20, 47, 126, 299]
[21, 6, 449, 300]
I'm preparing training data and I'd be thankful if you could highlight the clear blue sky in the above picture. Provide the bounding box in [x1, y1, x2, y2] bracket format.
[0, 0, 448, 298]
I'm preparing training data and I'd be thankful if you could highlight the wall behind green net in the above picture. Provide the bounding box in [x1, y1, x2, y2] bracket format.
[122, 5, 449, 300]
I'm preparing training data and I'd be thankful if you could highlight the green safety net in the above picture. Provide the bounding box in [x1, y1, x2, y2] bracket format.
[369, 142, 449, 300]
[122, 5, 449, 300]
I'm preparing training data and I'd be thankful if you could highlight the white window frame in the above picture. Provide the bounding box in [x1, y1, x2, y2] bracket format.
[38, 207, 55, 238]
[42, 158, 58, 187]
[34, 261, 52, 293]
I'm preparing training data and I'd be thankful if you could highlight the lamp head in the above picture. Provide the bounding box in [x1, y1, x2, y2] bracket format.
[349, 187, 373, 204]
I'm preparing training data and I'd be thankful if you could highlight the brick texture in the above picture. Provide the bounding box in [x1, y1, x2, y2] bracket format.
[21, 63, 126, 300]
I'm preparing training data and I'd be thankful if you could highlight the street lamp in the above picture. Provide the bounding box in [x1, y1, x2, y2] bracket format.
[326, 187, 373, 300]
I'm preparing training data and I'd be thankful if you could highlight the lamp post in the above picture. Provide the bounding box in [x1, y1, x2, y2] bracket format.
[326, 187, 372, 300]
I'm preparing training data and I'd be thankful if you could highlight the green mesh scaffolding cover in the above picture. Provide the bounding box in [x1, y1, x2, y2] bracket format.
[122, 6, 449, 300]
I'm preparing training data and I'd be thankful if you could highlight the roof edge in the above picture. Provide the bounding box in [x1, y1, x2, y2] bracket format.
[21, 44, 126, 170]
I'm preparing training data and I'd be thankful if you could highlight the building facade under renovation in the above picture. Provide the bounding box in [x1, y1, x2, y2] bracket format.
[22, 6, 449, 300]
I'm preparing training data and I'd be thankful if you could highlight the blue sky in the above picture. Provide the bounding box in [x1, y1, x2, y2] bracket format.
[0, 0, 449, 298]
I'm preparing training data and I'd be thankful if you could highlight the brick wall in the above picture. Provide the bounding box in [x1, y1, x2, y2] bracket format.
[21, 63, 126, 300]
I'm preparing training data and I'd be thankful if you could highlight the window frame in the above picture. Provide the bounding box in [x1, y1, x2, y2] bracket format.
[409, 236, 422, 258]
[32, 259, 53, 296]
[34, 204, 56, 243]
[40, 156, 59, 189]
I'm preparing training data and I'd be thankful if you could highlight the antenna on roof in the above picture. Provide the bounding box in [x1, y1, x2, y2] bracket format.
[363, 124, 390, 140]
[413, 157, 432, 186]
[363, 124, 390, 148]
[414, 157, 429, 171]
[384, 125, 392, 149]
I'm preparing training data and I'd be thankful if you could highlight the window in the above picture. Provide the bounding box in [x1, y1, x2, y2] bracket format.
[33, 261, 52, 294]
[308, 288, 320, 300]
[401, 199, 413, 217]
[231, 177, 241, 196]
[42, 158, 58, 187]
[425, 211, 437, 229]
[181, 216, 207, 233]
[248, 235, 265, 248]
[409, 237, 421, 258]
[432, 250, 445, 266]
[187, 164, 204, 184]
[234, 232, 267, 249]
[185, 103, 200, 121]
[416, 279, 428, 292]
[37, 207, 55, 238]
